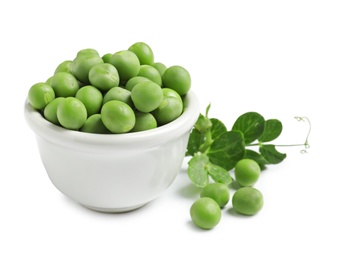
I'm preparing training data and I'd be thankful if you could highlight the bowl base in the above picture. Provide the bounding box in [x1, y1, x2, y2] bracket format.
[81, 203, 148, 213]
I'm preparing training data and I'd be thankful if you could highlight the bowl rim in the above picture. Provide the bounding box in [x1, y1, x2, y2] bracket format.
[24, 91, 200, 148]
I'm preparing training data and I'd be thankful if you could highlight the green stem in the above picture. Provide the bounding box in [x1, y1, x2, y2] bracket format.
[299, 116, 311, 148]
[199, 130, 213, 154]
[247, 143, 306, 147]
[247, 116, 311, 153]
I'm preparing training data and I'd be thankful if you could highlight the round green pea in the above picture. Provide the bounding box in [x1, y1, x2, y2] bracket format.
[80, 114, 111, 134]
[104, 50, 140, 83]
[76, 48, 100, 57]
[57, 97, 87, 130]
[70, 51, 103, 84]
[190, 197, 221, 230]
[235, 159, 261, 187]
[75, 85, 103, 116]
[102, 53, 113, 63]
[152, 62, 167, 76]
[88, 63, 119, 91]
[103, 86, 133, 107]
[200, 183, 230, 208]
[125, 76, 151, 92]
[101, 100, 135, 134]
[232, 187, 264, 216]
[131, 81, 163, 113]
[152, 88, 183, 125]
[162, 65, 191, 96]
[45, 76, 53, 85]
[137, 65, 162, 86]
[28, 82, 55, 110]
[54, 60, 72, 74]
[50, 72, 79, 97]
[131, 112, 157, 132]
[43, 97, 65, 125]
[128, 42, 154, 65]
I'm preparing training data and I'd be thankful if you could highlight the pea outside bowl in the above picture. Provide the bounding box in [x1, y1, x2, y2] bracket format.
[24, 91, 199, 213]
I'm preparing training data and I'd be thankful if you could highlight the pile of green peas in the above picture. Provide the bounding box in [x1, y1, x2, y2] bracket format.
[190, 159, 264, 229]
[27, 42, 191, 134]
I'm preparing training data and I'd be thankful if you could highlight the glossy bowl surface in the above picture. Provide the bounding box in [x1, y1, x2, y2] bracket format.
[24, 91, 199, 212]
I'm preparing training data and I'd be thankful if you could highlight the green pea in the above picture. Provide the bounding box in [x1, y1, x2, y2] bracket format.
[200, 183, 230, 208]
[152, 88, 183, 125]
[234, 159, 261, 187]
[101, 100, 135, 134]
[46, 76, 53, 85]
[88, 63, 119, 91]
[102, 53, 113, 63]
[76, 48, 100, 57]
[104, 50, 140, 83]
[131, 112, 157, 132]
[190, 197, 221, 230]
[162, 65, 191, 95]
[232, 187, 264, 216]
[70, 50, 103, 84]
[128, 42, 154, 65]
[152, 62, 167, 77]
[125, 76, 150, 92]
[50, 72, 79, 97]
[54, 60, 72, 74]
[75, 85, 103, 116]
[57, 97, 87, 130]
[137, 65, 162, 86]
[103, 86, 133, 107]
[80, 114, 111, 134]
[131, 81, 163, 113]
[43, 97, 65, 125]
[28, 82, 55, 110]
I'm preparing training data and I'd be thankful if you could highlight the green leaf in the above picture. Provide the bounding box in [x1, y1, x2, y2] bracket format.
[210, 118, 227, 138]
[206, 162, 232, 185]
[187, 153, 209, 187]
[186, 128, 204, 156]
[244, 149, 269, 170]
[258, 119, 283, 142]
[194, 113, 212, 133]
[232, 112, 265, 144]
[207, 130, 245, 170]
[259, 145, 286, 164]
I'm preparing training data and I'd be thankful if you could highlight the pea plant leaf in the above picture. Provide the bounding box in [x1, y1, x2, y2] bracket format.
[184, 104, 311, 188]
[232, 112, 265, 144]
[207, 130, 246, 170]
[186, 128, 204, 156]
[195, 113, 212, 133]
[206, 162, 232, 185]
[244, 149, 269, 170]
[259, 144, 286, 164]
[258, 119, 283, 143]
[186, 118, 228, 157]
[187, 152, 209, 187]
[210, 118, 227, 138]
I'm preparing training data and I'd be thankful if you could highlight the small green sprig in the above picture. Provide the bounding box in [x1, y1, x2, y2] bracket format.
[185, 105, 310, 187]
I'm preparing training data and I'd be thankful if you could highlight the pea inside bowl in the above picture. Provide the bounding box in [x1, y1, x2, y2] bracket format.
[24, 91, 199, 212]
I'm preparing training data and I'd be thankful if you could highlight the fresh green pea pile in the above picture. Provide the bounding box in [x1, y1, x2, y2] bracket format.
[190, 159, 264, 230]
[27, 42, 191, 134]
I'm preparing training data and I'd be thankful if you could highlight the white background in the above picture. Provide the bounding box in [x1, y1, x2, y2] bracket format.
[1, 0, 337, 259]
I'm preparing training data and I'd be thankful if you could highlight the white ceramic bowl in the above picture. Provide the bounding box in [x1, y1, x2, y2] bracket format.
[24, 91, 199, 212]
